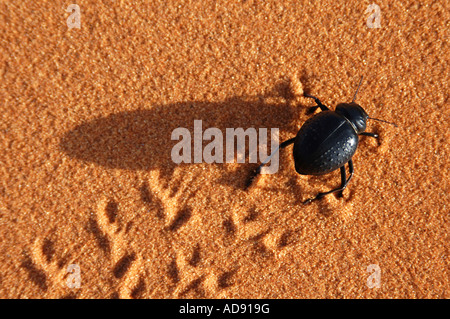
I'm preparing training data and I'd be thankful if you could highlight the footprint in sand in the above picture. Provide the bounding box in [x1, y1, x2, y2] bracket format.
[87, 198, 145, 299]
[19, 230, 80, 298]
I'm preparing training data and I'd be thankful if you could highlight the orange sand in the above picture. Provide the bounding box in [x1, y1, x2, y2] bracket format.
[0, 1, 448, 298]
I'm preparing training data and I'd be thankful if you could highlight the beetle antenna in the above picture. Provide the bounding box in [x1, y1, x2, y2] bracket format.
[352, 76, 364, 102]
[368, 117, 398, 127]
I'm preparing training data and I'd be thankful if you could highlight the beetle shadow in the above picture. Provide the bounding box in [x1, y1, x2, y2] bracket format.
[311, 200, 334, 217]
[59, 91, 306, 189]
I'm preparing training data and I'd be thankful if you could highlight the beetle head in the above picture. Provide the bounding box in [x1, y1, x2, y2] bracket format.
[336, 77, 397, 132]
[335, 102, 368, 133]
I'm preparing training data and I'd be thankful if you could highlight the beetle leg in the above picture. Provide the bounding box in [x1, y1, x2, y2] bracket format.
[246, 138, 295, 188]
[303, 93, 329, 112]
[338, 159, 354, 197]
[304, 160, 354, 204]
[359, 132, 378, 138]
[256, 137, 295, 174]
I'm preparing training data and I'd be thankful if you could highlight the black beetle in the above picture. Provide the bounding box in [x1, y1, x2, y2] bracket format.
[251, 77, 396, 203]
